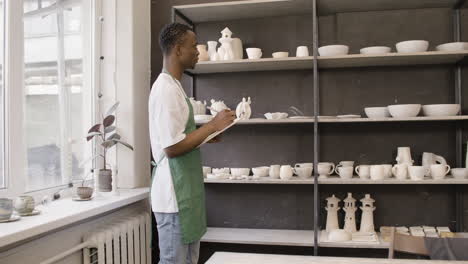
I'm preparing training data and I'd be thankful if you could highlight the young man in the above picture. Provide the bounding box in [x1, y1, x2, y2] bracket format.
[149, 23, 236, 264]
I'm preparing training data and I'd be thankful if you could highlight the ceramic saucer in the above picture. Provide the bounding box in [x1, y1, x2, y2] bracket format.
[72, 196, 93, 201]
[18, 209, 41, 217]
[0, 214, 21, 223]
[337, 114, 361, 118]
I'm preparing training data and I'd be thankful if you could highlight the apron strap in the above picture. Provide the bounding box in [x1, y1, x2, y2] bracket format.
[151, 153, 166, 179]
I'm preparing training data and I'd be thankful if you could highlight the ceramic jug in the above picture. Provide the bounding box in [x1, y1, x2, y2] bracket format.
[396, 147, 414, 165]
[196, 44, 210, 61]
[232, 38, 243, 59]
[235, 97, 252, 120]
[210, 99, 229, 116]
[422, 152, 447, 176]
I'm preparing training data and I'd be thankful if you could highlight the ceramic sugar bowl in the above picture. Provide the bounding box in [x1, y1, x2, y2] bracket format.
[236, 97, 252, 120]
[209, 99, 229, 116]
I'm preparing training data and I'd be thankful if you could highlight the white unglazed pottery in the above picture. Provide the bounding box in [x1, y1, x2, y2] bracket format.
[396, 40, 429, 53]
[355, 165, 371, 179]
[296, 46, 309, 57]
[280, 165, 293, 180]
[388, 104, 421, 118]
[360, 46, 391, 55]
[364, 107, 390, 118]
[318, 45, 349, 56]
[272, 51, 289, 58]
[236, 97, 252, 120]
[422, 104, 460, 117]
[430, 164, 450, 180]
[436, 42, 468, 52]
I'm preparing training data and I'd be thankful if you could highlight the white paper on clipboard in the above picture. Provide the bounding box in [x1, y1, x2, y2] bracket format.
[198, 118, 239, 148]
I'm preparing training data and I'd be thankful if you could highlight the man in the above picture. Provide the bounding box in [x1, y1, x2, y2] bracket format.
[149, 23, 236, 264]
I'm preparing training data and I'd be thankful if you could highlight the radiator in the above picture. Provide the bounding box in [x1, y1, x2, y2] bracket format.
[40, 213, 151, 264]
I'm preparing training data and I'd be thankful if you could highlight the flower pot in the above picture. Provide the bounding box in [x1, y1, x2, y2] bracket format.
[98, 169, 112, 192]
[77, 187, 94, 199]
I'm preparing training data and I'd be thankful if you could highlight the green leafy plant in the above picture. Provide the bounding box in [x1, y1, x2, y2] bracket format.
[83, 102, 134, 171]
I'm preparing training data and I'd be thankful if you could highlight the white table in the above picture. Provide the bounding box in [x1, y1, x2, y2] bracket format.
[205, 252, 463, 264]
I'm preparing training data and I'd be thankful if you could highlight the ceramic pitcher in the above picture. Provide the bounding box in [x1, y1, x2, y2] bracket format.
[396, 147, 414, 165]
[422, 152, 447, 176]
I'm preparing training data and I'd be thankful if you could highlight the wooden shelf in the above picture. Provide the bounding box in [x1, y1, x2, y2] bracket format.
[201, 227, 315, 247]
[205, 176, 468, 185]
[188, 57, 314, 74]
[196, 116, 468, 125]
[173, 0, 313, 23]
[317, 0, 460, 16]
[318, 51, 468, 69]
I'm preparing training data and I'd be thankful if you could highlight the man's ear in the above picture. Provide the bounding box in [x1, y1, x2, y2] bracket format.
[174, 43, 182, 57]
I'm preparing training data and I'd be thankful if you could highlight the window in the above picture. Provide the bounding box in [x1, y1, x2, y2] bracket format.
[23, 0, 93, 191]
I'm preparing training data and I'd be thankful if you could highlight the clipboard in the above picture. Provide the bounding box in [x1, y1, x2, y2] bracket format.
[198, 118, 239, 148]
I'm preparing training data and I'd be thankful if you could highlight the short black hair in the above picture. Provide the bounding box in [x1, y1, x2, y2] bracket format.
[159, 23, 193, 55]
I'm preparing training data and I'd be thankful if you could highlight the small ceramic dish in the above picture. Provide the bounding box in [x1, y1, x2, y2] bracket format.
[18, 209, 41, 217]
[0, 214, 21, 223]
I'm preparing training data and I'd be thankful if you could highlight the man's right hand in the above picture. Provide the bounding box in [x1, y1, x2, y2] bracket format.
[208, 109, 236, 131]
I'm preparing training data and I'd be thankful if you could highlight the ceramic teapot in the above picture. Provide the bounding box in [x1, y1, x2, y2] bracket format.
[235, 97, 252, 120]
[189, 97, 207, 115]
[210, 99, 229, 116]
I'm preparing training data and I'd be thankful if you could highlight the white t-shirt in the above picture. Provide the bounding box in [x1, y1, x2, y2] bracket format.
[148, 73, 189, 213]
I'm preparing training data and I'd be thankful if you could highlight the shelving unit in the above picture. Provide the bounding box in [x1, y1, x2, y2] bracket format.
[196, 116, 468, 125]
[171, 0, 468, 257]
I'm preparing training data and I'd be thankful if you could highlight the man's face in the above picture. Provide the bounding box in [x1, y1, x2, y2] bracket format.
[177, 30, 199, 69]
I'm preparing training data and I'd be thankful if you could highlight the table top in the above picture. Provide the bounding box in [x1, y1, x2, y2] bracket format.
[205, 252, 464, 264]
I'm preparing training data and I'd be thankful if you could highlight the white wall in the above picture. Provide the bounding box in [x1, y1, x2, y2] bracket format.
[100, 0, 151, 189]
[0, 200, 148, 264]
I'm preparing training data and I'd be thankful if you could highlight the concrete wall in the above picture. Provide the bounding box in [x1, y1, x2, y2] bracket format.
[151, 1, 468, 261]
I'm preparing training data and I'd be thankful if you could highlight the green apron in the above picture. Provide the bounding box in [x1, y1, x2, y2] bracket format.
[151, 72, 207, 244]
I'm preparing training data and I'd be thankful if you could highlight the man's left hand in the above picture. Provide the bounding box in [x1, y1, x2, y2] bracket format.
[207, 135, 221, 143]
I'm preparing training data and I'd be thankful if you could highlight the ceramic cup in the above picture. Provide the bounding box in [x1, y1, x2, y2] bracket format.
[355, 165, 371, 179]
[293, 166, 313, 179]
[296, 46, 309, 57]
[14, 195, 35, 214]
[382, 164, 393, 179]
[269, 165, 281, 179]
[430, 164, 451, 180]
[451, 168, 468, 179]
[230, 168, 250, 177]
[246, 48, 262, 59]
[202, 166, 212, 178]
[392, 164, 408, 180]
[252, 166, 270, 177]
[318, 162, 335, 179]
[295, 163, 313, 168]
[335, 166, 353, 179]
[280, 165, 294, 180]
[408, 166, 426, 181]
[370, 165, 385, 181]
[0, 198, 13, 220]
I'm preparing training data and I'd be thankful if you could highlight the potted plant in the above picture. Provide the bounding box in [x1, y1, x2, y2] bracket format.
[84, 102, 134, 192]
[76, 172, 94, 199]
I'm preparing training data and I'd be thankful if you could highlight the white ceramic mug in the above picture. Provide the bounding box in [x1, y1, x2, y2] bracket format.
[202, 166, 212, 178]
[451, 168, 468, 179]
[14, 195, 35, 214]
[392, 164, 408, 180]
[295, 163, 313, 168]
[318, 162, 335, 178]
[335, 166, 353, 179]
[269, 165, 281, 179]
[430, 164, 450, 180]
[246, 48, 262, 59]
[370, 165, 385, 180]
[293, 166, 313, 179]
[296, 46, 309, 57]
[355, 165, 371, 179]
[280, 165, 294, 180]
[382, 164, 393, 179]
[408, 166, 426, 181]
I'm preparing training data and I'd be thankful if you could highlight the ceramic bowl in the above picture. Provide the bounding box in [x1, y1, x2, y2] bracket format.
[230, 168, 250, 177]
[451, 168, 468, 179]
[272, 52, 289, 59]
[422, 104, 460, 117]
[388, 104, 421, 118]
[396, 40, 429, 53]
[359, 46, 391, 55]
[318, 45, 349, 56]
[246, 48, 262, 59]
[436, 42, 468, 52]
[328, 229, 352, 242]
[194, 115, 213, 122]
[364, 107, 391, 118]
[252, 166, 270, 177]
[0, 198, 13, 220]
[213, 168, 230, 174]
[264, 112, 288, 120]
[14, 196, 35, 214]
[77, 187, 94, 199]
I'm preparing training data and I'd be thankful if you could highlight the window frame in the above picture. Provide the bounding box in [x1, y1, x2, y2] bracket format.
[0, 0, 100, 198]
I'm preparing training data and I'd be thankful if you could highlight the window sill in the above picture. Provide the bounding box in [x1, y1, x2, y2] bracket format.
[0, 187, 149, 250]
